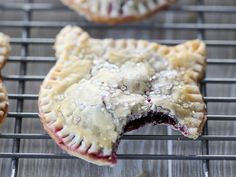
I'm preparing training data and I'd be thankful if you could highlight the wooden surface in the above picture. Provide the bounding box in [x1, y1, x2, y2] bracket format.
[0, 0, 236, 177]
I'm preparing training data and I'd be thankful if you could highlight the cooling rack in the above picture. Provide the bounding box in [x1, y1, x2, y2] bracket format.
[0, 0, 236, 177]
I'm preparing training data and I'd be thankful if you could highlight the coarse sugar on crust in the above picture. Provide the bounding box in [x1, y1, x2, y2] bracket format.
[39, 26, 207, 166]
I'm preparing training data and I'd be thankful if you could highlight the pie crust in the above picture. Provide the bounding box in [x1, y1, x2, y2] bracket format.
[0, 33, 10, 124]
[39, 26, 206, 166]
[62, 0, 176, 24]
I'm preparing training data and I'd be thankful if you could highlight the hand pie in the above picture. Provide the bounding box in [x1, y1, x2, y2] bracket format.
[62, 0, 176, 24]
[39, 26, 206, 166]
[0, 33, 10, 124]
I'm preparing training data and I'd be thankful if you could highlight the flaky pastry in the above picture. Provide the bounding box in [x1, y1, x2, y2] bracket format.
[62, 0, 176, 24]
[39, 26, 207, 166]
[0, 33, 10, 124]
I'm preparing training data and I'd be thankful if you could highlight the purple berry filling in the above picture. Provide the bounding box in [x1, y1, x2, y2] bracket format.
[124, 110, 189, 136]
[108, 2, 113, 14]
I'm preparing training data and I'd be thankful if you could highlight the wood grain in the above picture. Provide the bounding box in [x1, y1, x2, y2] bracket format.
[0, 0, 235, 177]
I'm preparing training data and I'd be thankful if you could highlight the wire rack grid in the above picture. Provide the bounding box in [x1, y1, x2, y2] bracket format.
[0, 0, 236, 177]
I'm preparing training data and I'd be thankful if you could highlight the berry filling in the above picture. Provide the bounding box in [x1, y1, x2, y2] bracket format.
[52, 106, 188, 165]
[124, 110, 188, 136]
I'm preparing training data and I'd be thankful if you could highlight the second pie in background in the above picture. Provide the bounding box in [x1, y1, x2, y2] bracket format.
[62, 0, 176, 24]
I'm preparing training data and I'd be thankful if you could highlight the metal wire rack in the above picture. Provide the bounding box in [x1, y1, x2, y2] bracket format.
[0, 0, 236, 177]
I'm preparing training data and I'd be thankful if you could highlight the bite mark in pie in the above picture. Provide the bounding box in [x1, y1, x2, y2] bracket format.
[62, 0, 176, 24]
[0, 33, 10, 124]
[39, 26, 207, 166]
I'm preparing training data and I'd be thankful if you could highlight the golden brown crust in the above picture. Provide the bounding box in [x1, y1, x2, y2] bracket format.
[0, 33, 10, 125]
[62, 0, 175, 24]
[38, 104, 114, 166]
[39, 26, 207, 165]
[0, 33, 10, 69]
[0, 82, 8, 125]
[174, 40, 206, 138]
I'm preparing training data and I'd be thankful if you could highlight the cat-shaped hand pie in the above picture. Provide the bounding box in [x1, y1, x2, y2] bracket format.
[39, 26, 206, 166]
